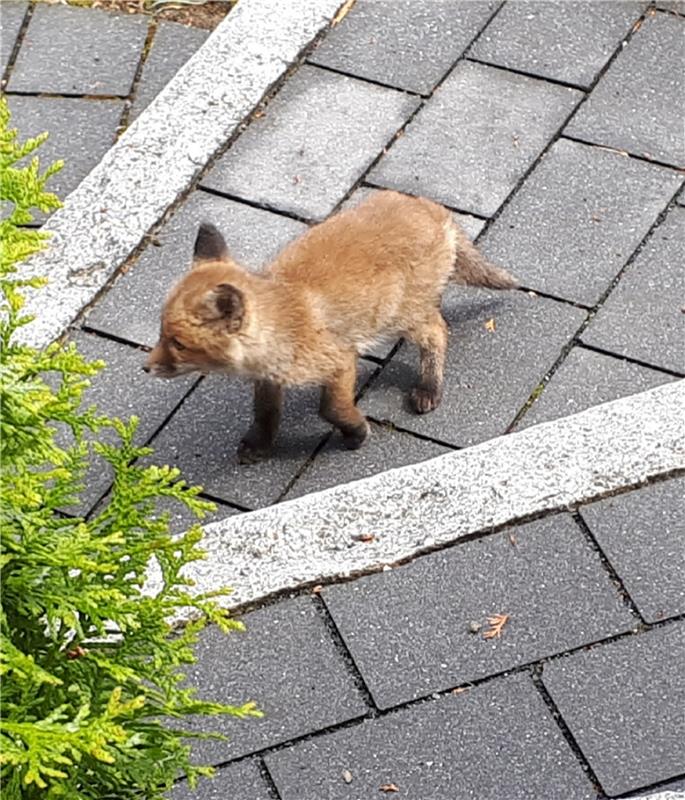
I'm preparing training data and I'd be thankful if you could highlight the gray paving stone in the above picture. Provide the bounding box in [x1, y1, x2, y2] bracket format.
[285, 421, 450, 500]
[6, 95, 123, 222]
[201, 64, 419, 221]
[516, 347, 675, 430]
[168, 759, 273, 800]
[580, 477, 685, 623]
[581, 205, 685, 374]
[308, 0, 498, 94]
[322, 513, 634, 709]
[86, 191, 307, 347]
[181, 597, 367, 764]
[542, 622, 685, 796]
[61, 331, 195, 515]
[360, 289, 585, 447]
[8, 4, 148, 96]
[129, 21, 209, 122]
[0, 1, 27, 76]
[469, 0, 644, 88]
[480, 138, 681, 307]
[368, 61, 581, 217]
[160, 496, 240, 538]
[565, 11, 685, 166]
[266, 674, 596, 800]
[150, 363, 372, 509]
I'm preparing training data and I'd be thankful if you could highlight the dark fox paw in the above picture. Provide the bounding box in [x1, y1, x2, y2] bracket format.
[410, 386, 442, 414]
[237, 435, 273, 465]
[342, 420, 370, 450]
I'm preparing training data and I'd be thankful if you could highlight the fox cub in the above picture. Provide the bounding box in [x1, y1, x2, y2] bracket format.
[145, 190, 516, 463]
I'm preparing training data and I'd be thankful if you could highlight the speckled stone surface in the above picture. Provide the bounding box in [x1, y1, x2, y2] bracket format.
[6, 95, 123, 221]
[179, 597, 368, 764]
[285, 421, 450, 500]
[0, 1, 27, 76]
[565, 11, 685, 166]
[323, 514, 634, 708]
[360, 290, 585, 447]
[168, 760, 272, 800]
[580, 476, 685, 623]
[542, 622, 685, 796]
[7, 4, 148, 95]
[201, 64, 419, 221]
[368, 60, 581, 217]
[581, 205, 685, 374]
[470, 0, 644, 88]
[479, 138, 682, 306]
[266, 674, 596, 800]
[85, 190, 307, 347]
[309, 0, 499, 94]
[516, 347, 674, 430]
[129, 21, 210, 122]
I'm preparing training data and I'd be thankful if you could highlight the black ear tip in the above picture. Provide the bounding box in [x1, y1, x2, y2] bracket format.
[194, 222, 228, 260]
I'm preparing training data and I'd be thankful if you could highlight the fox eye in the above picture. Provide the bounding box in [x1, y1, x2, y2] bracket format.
[170, 338, 186, 351]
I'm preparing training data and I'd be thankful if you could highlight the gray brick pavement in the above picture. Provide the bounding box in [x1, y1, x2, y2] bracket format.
[542, 622, 685, 796]
[170, 760, 273, 800]
[129, 21, 209, 122]
[580, 477, 685, 623]
[0, 1, 27, 77]
[309, 0, 498, 94]
[516, 346, 675, 430]
[201, 65, 419, 220]
[265, 674, 596, 800]
[368, 60, 581, 216]
[469, 0, 644, 88]
[322, 514, 635, 708]
[479, 137, 682, 306]
[180, 597, 368, 765]
[581, 205, 685, 374]
[8, 4, 148, 96]
[565, 10, 685, 166]
[6, 95, 123, 221]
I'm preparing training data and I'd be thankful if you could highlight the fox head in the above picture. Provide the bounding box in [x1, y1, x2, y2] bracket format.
[144, 223, 253, 379]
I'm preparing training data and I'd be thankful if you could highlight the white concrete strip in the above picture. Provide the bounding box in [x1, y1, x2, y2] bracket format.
[630, 794, 685, 800]
[19, 0, 342, 348]
[149, 380, 684, 611]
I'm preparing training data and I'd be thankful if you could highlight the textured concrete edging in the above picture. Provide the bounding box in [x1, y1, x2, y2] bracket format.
[148, 380, 685, 611]
[19, 0, 344, 348]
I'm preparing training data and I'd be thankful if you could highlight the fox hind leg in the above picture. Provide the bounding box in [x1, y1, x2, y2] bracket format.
[406, 312, 448, 414]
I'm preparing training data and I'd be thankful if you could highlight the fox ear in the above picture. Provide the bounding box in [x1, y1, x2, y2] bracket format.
[201, 283, 244, 331]
[193, 222, 228, 263]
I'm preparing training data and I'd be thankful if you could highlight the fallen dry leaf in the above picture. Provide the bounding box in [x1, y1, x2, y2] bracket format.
[342, 769, 353, 784]
[452, 687, 468, 695]
[631, 18, 642, 32]
[484, 318, 496, 333]
[380, 783, 400, 793]
[333, 0, 356, 25]
[508, 533, 517, 546]
[253, 109, 265, 119]
[483, 613, 510, 640]
[312, 585, 323, 594]
[355, 533, 376, 543]
[590, 214, 602, 223]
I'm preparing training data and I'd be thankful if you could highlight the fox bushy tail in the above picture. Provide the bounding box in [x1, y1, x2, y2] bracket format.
[450, 223, 518, 289]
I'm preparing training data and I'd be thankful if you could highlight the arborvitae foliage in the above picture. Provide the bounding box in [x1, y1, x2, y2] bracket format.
[0, 97, 260, 799]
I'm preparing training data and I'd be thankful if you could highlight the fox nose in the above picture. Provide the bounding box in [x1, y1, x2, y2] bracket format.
[142, 364, 150, 374]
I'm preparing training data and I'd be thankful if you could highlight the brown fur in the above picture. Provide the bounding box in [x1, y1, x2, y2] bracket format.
[144, 190, 517, 461]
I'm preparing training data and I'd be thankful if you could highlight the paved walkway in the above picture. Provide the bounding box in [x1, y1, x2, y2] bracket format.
[2, 1, 684, 798]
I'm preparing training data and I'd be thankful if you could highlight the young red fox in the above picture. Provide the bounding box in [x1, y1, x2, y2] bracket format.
[144, 190, 516, 463]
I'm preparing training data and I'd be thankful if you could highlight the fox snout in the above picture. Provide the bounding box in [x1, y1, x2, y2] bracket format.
[143, 345, 181, 379]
